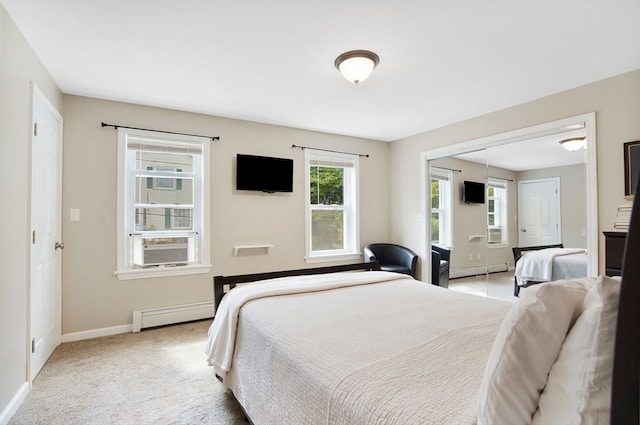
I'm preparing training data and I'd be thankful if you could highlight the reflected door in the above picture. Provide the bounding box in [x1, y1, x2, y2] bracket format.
[517, 178, 561, 246]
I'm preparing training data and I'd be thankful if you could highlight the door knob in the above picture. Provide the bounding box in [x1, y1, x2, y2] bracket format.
[520, 229, 527, 232]
[55, 242, 64, 250]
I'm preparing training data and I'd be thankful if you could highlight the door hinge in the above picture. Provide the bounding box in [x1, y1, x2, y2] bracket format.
[34, 122, 38, 137]
[32, 230, 36, 244]
[31, 338, 36, 353]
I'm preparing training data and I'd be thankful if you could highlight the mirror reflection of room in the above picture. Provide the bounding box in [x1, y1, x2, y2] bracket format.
[430, 128, 589, 301]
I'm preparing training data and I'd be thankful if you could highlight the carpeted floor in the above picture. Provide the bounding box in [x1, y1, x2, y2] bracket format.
[9, 320, 247, 425]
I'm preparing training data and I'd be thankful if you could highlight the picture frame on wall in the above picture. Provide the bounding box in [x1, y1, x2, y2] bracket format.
[624, 140, 640, 197]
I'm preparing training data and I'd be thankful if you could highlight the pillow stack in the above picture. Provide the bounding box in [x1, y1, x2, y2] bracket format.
[532, 275, 621, 425]
[478, 278, 617, 425]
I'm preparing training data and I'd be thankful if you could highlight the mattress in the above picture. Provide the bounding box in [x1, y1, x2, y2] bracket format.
[516, 248, 588, 286]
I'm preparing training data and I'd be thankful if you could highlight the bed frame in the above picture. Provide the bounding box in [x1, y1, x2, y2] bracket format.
[213, 260, 380, 312]
[611, 191, 639, 424]
[512, 243, 564, 296]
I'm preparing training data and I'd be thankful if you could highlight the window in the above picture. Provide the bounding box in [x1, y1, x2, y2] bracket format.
[116, 128, 211, 279]
[430, 168, 452, 245]
[487, 179, 508, 244]
[305, 149, 360, 262]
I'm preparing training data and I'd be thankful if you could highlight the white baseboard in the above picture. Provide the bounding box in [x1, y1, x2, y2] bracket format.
[0, 382, 29, 425]
[61, 324, 132, 343]
[61, 301, 215, 342]
[450, 262, 509, 279]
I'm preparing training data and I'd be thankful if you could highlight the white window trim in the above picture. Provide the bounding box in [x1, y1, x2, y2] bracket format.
[304, 149, 361, 263]
[431, 168, 452, 247]
[487, 178, 508, 247]
[115, 128, 211, 280]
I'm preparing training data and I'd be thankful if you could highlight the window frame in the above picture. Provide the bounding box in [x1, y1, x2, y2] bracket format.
[487, 178, 508, 246]
[304, 149, 360, 263]
[430, 168, 452, 246]
[115, 128, 211, 280]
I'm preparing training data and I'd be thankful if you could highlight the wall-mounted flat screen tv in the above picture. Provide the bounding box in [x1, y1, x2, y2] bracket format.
[236, 154, 294, 193]
[463, 180, 485, 204]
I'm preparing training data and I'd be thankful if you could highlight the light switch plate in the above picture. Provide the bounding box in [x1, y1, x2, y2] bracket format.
[70, 208, 80, 221]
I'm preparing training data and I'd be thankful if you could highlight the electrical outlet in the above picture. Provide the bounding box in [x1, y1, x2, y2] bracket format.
[468, 253, 473, 260]
[477, 253, 481, 260]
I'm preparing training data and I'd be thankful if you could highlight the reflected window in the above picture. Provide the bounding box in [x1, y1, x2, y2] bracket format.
[431, 168, 452, 245]
[487, 179, 508, 244]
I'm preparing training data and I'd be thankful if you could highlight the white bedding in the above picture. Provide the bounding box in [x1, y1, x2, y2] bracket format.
[515, 248, 587, 286]
[206, 271, 511, 425]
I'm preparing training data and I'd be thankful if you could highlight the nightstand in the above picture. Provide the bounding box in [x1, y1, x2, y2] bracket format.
[603, 231, 627, 276]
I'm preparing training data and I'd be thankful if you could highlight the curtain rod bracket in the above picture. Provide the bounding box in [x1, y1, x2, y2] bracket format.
[101, 122, 219, 141]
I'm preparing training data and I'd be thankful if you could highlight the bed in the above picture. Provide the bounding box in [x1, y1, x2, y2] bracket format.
[206, 210, 639, 424]
[512, 244, 588, 296]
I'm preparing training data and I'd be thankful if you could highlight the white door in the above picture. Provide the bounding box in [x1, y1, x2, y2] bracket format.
[517, 178, 561, 247]
[30, 86, 63, 380]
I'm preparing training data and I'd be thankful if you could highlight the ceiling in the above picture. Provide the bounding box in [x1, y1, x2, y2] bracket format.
[1, 0, 639, 143]
[456, 128, 587, 172]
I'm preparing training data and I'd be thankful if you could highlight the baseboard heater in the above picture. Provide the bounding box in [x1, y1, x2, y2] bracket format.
[450, 262, 509, 279]
[132, 301, 214, 333]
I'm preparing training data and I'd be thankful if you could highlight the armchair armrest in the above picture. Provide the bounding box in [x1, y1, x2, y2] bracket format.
[432, 245, 450, 262]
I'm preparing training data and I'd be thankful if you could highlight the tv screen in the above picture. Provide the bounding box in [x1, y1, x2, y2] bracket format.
[236, 154, 293, 193]
[463, 180, 485, 204]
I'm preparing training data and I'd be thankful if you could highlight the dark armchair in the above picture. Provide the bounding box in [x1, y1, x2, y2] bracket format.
[431, 245, 450, 288]
[363, 243, 418, 278]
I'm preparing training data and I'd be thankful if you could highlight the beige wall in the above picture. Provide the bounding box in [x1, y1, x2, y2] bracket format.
[0, 5, 63, 421]
[61, 95, 390, 334]
[390, 69, 640, 276]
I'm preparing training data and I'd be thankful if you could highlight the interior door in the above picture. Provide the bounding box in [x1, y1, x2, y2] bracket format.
[30, 86, 63, 380]
[517, 178, 561, 246]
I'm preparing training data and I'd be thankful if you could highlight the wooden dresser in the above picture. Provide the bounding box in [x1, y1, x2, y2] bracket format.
[603, 231, 627, 276]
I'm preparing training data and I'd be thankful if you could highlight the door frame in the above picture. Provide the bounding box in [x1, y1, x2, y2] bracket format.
[29, 83, 63, 382]
[420, 112, 598, 282]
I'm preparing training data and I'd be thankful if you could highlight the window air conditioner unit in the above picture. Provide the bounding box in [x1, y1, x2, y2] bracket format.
[488, 228, 503, 244]
[138, 243, 189, 266]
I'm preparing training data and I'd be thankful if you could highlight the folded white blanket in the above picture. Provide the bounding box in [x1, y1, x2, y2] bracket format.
[205, 270, 409, 373]
[515, 248, 586, 286]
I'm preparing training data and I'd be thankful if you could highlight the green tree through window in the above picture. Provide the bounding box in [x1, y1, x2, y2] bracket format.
[310, 166, 345, 250]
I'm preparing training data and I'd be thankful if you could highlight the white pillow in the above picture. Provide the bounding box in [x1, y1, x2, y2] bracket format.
[532, 275, 621, 425]
[478, 279, 593, 425]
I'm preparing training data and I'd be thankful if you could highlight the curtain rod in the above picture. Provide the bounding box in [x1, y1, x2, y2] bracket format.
[291, 144, 369, 158]
[101, 122, 220, 141]
[489, 176, 514, 182]
[431, 165, 461, 172]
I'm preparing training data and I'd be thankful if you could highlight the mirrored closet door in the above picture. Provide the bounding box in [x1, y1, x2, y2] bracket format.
[424, 113, 597, 301]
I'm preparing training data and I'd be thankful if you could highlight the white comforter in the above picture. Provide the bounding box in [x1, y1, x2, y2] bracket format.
[206, 271, 408, 373]
[515, 248, 586, 286]
[206, 271, 511, 425]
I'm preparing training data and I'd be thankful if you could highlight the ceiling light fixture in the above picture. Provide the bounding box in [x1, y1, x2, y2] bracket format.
[334, 50, 380, 84]
[559, 137, 586, 151]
